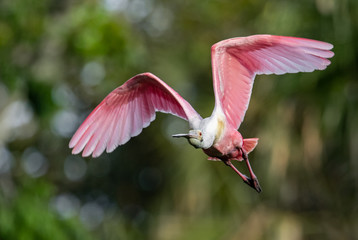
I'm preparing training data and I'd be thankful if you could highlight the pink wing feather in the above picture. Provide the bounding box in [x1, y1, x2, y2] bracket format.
[211, 34, 334, 129]
[69, 72, 202, 157]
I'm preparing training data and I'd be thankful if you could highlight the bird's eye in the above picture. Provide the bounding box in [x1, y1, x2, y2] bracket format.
[199, 132, 203, 142]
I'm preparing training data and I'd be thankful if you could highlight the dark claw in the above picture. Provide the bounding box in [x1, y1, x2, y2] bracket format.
[243, 177, 262, 193]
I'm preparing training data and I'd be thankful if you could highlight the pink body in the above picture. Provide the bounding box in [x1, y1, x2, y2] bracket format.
[204, 127, 257, 161]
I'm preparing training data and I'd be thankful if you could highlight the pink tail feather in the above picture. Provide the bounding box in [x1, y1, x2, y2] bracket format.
[242, 138, 259, 154]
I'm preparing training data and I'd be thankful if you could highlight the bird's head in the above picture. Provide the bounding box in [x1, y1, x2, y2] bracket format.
[172, 130, 204, 148]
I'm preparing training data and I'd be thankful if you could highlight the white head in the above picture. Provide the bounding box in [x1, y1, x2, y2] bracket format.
[172, 129, 214, 149]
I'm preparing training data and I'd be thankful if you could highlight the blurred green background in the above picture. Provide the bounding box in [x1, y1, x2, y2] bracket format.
[0, 0, 357, 239]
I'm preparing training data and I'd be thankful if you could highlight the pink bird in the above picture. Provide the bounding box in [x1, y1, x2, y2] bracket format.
[69, 35, 334, 192]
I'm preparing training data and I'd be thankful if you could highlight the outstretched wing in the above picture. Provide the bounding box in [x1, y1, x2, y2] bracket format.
[211, 34, 334, 129]
[69, 72, 202, 157]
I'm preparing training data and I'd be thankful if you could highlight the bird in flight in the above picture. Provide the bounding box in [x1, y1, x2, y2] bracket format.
[69, 35, 334, 192]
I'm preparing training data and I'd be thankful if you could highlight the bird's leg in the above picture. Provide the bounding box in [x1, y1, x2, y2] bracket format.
[224, 160, 250, 182]
[224, 160, 261, 193]
[241, 151, 262, 193]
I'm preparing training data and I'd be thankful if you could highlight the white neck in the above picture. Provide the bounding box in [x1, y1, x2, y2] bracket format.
[198, 113, 225, 149]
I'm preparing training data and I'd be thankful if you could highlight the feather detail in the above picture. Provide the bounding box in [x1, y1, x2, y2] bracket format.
[69, 73, 202, 157]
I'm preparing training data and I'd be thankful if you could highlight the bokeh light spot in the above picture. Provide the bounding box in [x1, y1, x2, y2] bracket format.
[80, 202, 104, 230]
[51, 110, 78, 137]
[103, 0, 128, 12]
[22, 148, 48, 178]
[80, 61, 106, 87]
[50, 193, 81, 219]
[1, 100, 33, 129]
[64, 155, 87, 181]
[0, 146, 14, 174]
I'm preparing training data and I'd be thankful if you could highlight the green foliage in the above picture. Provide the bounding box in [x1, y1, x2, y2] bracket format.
[0, 179, 92, 240]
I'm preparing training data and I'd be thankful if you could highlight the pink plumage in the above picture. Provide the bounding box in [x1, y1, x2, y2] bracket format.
[69, 35, 334, 192]
[211, 35, 334, 129]
[69, 73, 202, 157]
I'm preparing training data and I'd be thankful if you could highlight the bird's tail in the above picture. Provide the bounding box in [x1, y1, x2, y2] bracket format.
[232, 138, 259, 161]
[242, 138, 259, 154]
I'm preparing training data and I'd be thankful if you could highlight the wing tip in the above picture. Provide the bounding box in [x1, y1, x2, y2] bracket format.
[71, 146, 82, 155]
[70, 143, 106, 158]
[91, 151, 102, 158]
[69, 140, 75, 149]
[68, 132, 80, 149]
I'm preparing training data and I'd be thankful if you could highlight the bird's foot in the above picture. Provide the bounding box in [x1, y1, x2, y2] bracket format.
[224, 160, 262, 193]
[243, 176, 262, 193]
[241, 150, 262, 193]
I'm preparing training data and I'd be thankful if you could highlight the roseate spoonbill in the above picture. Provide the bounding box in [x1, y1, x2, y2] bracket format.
[69, 35, 334, 192]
